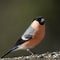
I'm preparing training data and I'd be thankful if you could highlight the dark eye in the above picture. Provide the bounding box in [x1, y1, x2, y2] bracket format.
[40, 18, 45, 25]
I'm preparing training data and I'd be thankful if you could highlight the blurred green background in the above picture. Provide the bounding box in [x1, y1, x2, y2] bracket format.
[0, 0, 60, 57]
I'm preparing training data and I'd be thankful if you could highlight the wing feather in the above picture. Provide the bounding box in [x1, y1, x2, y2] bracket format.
[15, 26, 34, 46]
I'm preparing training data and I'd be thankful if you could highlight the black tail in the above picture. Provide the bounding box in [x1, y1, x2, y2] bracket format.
[1, 46, 18, 58]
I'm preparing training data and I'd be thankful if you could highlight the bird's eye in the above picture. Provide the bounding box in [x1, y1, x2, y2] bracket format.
[40, 18, 45, 25]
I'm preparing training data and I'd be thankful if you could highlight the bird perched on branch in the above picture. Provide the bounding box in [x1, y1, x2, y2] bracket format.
[1, 16, 45, 58]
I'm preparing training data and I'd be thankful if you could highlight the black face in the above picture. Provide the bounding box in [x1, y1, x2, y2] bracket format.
[33, 16, 45, 25]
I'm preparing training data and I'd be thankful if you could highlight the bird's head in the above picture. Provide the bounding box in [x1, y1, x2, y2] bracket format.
[33, 16, 45, 25]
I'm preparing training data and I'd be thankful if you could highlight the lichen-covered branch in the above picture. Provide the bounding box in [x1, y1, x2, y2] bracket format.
[0, 51, 60, 60]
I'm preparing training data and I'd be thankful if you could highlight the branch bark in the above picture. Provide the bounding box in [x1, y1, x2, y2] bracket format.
[0, 51, 60, 60]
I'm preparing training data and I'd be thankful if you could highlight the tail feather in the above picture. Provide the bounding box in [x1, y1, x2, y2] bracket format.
[1, 46, 18, 58]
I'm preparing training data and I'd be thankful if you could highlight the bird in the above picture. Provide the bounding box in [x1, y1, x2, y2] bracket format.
[1, 16, 45, 58]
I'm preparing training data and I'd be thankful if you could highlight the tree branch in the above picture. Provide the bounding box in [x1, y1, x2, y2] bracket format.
[0, 51, 60, 60]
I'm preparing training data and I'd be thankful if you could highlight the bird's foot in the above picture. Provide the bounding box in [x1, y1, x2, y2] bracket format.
[27, 49, 34, 55]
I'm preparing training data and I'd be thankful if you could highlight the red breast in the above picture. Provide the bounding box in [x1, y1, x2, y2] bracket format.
[22, 20, 45, 48]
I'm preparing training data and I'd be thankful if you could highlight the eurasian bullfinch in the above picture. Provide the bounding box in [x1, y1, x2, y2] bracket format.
[1, 16, 45, 58]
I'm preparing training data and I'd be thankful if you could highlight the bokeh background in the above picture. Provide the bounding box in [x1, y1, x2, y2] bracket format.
[0, 0, 60, 58]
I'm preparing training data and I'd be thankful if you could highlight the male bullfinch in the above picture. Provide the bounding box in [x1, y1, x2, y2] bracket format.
[1, 16, 45, 58]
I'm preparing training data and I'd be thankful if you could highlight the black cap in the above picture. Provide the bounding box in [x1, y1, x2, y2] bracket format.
[33, 16, 45, 25]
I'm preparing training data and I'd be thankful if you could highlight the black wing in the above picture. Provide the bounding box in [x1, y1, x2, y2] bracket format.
[15, 26, 34, 46]
[15, 34, 32, 46]
[15, 37, 26, 46]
